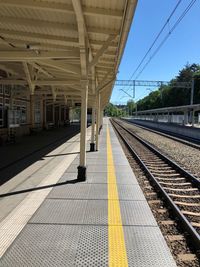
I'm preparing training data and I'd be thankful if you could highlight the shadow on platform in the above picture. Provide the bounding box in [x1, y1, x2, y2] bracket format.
[0, 178, 82, 198]
[0, 125, 80, 186]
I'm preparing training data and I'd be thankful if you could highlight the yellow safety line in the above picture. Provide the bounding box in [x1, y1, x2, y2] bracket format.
[107, 125, 128, 267]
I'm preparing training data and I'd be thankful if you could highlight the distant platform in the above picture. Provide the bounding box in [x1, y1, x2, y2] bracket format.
[126, 118, 200, 143]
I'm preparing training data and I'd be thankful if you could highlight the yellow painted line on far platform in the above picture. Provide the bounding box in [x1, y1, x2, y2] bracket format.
[107, 125, 128, 267]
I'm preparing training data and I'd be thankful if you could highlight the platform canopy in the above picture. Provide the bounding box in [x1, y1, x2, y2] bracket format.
[0, 0, 137, 108]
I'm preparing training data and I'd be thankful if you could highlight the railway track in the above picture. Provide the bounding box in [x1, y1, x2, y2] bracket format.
[122, 119, 200, 150]
[111, 118, 200, 251]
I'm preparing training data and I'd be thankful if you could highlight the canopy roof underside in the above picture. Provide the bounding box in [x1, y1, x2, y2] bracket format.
[0, 0, 137, 107]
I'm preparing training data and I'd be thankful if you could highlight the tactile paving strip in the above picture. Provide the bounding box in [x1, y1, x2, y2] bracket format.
[123, 226, 177, 267]
[30, 199, 87, 224]
[0, 224, 81, 267]
[75, 226, 108, 266]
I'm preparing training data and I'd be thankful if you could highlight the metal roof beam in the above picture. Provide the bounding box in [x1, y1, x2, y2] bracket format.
[0, 0, 122, 19]
[0, 29, 118, 48]
[0, 79, 27, 85]
[29, 62, 54, 78]
[89, 35, 117, 68]
[22, 62, 35, 94]
[0, 51, 79, 61]
[0, 64, 19, 76]
[32, 80, 81, 86]
[0, 29, 79, 46]
[37, 60, 81, 76]
[0, 16, 118, 35]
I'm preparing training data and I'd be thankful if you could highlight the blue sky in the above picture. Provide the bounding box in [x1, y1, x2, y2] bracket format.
[111, 0, 200, 104]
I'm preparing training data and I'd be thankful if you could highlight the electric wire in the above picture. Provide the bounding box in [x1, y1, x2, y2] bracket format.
[129, 0, 183, 82]
[135, 0, 197, 79]
[118, 0, 183, 100]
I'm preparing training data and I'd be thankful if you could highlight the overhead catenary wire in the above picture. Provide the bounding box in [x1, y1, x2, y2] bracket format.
[118, 0, 182, 100]
[135, 0, 197, 79]
[118, 0, 197, 102]
[129, 0, 183, 82]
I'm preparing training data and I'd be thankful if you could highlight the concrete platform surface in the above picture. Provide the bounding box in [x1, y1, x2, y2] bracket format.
[0, 119, 177, 267]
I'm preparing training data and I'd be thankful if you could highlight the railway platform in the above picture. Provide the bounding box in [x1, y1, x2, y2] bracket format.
[0, 124, 80, 186]
[0, 119, 176, 266]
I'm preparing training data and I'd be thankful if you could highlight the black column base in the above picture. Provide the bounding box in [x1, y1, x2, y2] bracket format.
[90, 143, 95, 152]
[98, 125, 102, 134]
[77, 166, 86, 181]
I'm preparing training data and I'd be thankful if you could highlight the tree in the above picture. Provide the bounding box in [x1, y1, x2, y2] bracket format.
[136, 63, 200, 111]
[104, 103, 125, 117]
[126, 100, 135, 115]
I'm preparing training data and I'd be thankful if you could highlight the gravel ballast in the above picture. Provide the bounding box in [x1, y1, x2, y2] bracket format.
[121, 120, 200, 179]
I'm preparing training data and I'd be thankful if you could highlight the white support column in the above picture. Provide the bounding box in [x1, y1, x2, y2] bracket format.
[78, 81, 88, 180]
[40, 98, 43, 127]
[30, 94, 35, 129]
[100, 110, 103, 129]
[64, 106, 66, 122]
[72, 0, 89, 181]
[90, 106, 96, 151]
[52, 102, 55, 125]
[95, 92, 100, 151]
[43, 97, 47, 128]
[59, 104, 61, 126]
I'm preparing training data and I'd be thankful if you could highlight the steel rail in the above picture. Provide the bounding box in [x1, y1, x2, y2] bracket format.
[122, 118, 200, 149]
[111, 118, 200, 251]
[116, 119, 200, 188]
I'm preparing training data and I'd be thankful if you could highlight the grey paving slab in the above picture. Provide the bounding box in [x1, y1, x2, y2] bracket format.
[48, 183, 91, 199]
[89, 184, 107, 199]
[87, 184, 145, 201]
[113, 158, 130, 166]
[58, 172, 78, 182]
[87, 165, 107, 173]
[86, 173, 108, 184]
[83, 200, 108, 225]
[65, 164, 79, 173]
[75, 226, 108, 267]
[30, 199, 87, 224]
[112, 165, 133, 174]
[115, 172, 138, 184]
[118, 185, 145, 201]
[75, 152, 107, 160]
[120, 201, 157, 226]
[84, 154, 107, 159]
[59, 172, 108, 184]
[0, 224, 81, 267]
[124, 226, 177, 267]
[115, 168, 135, 175]
[73, 158, 107, 165]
